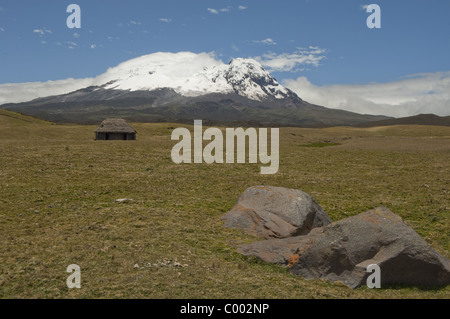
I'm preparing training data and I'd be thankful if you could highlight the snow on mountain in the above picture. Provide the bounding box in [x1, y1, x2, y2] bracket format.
[93, 52, 297, 101]
[225, 58, 294, 100]
[0, 52, 299, 105]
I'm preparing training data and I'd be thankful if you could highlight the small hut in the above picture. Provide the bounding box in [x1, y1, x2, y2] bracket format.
[95, 119, 137, 140]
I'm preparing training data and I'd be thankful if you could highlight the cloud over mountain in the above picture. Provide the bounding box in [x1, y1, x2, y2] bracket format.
[0, 78, 93, 105]
[0, 52, 449, 118]
[254, 47, 327, 72]
[283, 71, 450, 117]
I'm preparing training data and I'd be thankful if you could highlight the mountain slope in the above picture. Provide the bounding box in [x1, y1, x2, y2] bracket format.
[0, 52, 390, 127]
[0, 109, 51, 126]
[1, 87, 389, 126]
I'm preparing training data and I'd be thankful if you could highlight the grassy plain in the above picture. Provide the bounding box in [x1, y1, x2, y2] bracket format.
[0, 109, 449, 298]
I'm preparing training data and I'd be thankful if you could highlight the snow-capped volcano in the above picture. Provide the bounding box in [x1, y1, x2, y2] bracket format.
[1, 51, 390, 126]
[93, 52, 297, 101]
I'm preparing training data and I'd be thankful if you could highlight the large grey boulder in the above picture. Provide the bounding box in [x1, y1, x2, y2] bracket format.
[222, 186, 332, 239]
[238, 207, 450, 288]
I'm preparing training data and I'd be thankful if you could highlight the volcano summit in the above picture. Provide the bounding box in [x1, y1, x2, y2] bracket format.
[0, 52, 388, 126]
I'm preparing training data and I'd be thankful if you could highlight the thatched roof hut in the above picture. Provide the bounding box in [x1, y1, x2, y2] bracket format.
[95, 119, 137, 140]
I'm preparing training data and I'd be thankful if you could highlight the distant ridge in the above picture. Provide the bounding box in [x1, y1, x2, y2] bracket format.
[0, 109, 52, 125]
[354, 114, 450, 128]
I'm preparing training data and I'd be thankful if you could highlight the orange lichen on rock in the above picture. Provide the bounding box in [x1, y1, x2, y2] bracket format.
[287, 254, 300, 267]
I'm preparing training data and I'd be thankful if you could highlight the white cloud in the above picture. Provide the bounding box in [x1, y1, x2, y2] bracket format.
[33, 28, 52, 36]
[33, 29, 45, 36]
[283, 71, 450, 117]
[90, 44, 97, 49]
[66, 41, 78, 49]
[238, 5, 247, 10]
[253, 38, 277, 45]
[207, 7, 231, 14]
[253, 47, 327, 72]
[159, 18, 172, 23]
[0, 27, 4, 32]
[73, 32, 80, 38]
[130, 20, 141, 25]
[0, 78, 94, 105]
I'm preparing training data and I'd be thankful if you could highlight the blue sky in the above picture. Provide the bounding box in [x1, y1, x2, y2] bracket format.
[0, 0, 449, 116]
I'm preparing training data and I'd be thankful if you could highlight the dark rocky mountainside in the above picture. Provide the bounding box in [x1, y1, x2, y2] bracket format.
[1, 87, 389, 126]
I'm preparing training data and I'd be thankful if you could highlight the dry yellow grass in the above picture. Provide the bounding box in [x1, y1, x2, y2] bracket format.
[0, 109, 449, 298]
